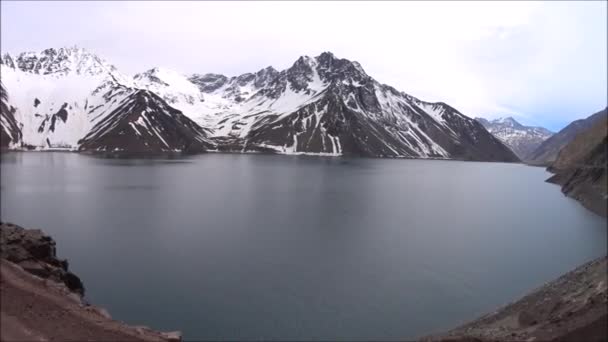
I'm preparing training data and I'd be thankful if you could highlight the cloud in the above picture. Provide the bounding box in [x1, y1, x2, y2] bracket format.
[1, 1, 605, 131]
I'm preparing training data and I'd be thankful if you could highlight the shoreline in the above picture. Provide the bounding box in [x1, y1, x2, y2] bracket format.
[421, 255, 607, 341]
[2, 219, 606, 341]
[0, 222, 181, 342]
[1, 148, 523, 165]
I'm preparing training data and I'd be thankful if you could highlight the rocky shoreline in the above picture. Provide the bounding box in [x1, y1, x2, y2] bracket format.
[542, 108, 607, 217]
[0, 222, 181, 342]
[0, 222, 85, 295]
[546, 166, 607, 217]
[2, 221, 606, 341]
[421, 256, 607, 341]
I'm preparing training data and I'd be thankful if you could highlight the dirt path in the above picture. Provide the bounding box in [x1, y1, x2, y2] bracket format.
[1, 259, 175, 342]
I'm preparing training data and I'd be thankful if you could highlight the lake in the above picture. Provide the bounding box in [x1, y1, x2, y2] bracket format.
[1, 152, 606, 340]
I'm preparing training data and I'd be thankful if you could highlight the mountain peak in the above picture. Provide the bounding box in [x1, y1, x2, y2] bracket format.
[477, 116, 553, 159]
[188, 73, 229, 93]
[351, 61, 367, 76]
[136, 66, 181, 77]
[484, 116, 525, 130]
[259, 66, 277, 73]
[317, 51, 336, 60]
[4, 46, 119, 78]
[133, 67, 202, 99]
[496, 116, 518, 124]
[292, 55, 316, 68]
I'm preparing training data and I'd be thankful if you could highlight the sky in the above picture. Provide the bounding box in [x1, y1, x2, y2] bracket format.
[1, 1, 606, 131]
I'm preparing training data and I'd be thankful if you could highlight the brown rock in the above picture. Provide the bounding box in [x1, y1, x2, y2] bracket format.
[0, 222, 85, 295]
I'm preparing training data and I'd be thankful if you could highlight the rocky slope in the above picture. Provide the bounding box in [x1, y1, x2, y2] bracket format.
[1, 47, 518, 161]
[78, 89, 213, 153]
[476, 116, 553, 160]
[546, 113, 607, 217]
[0, 222, 181, 342]
[422, 256, 607, 342]
[0, 82, 21, 149]
[0, 222, 84, 295]
[528, 108, 607, 165]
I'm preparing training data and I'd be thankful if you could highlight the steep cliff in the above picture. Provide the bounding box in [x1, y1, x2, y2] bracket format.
[546, 113, 607, 217]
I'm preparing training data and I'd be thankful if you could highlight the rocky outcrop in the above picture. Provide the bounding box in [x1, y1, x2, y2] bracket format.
[422, 256, 608, 342]
[1, 259, 181, 342]
[0, 222, 84, 295]
[0, 81, 22, 149]
[0, 222, 182, 341]
[546, 113, 607, 217]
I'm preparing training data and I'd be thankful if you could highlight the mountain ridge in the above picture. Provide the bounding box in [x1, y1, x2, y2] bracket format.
[527, 108, 607, 165]
[476, 116, 553, 160]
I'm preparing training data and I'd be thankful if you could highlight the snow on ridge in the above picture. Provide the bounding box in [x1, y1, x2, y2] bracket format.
[0, 64, 125, 148]
[418, 102, 447, 125]
[4, 46, 127, 81]
[2, 47, 505, 159]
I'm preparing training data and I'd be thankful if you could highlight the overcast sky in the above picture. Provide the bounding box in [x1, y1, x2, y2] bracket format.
[1, 1, 606, 131]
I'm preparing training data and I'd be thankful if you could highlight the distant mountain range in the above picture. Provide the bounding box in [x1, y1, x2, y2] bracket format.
[475, 117, 553, 160]
[0, 46, 518, 161]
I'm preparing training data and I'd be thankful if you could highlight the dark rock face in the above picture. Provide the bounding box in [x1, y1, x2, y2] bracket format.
[1, 53, 16, 68]
[0, 222, 85, 295]
[528, 108, 607, 165]
[188, 73, 229, 93]
[253, 67, 279, 89]
[48, 103, 69, 132]
[545, 110, 607, 217]
[0, 82, 22, 148]
[78, 89, 214, 153]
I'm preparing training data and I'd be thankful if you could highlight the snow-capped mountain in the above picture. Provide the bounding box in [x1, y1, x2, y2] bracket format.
[0, 46, 211, 152]
[1, 46, 126, 81]
[476, 117, 553, 160]
[1, 46, 518, 161]
[79, 88, 212, 153]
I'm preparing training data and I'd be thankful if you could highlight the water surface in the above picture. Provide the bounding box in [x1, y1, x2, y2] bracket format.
[1, 152, 606, 340]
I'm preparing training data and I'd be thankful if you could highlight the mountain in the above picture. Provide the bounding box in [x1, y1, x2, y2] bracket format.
[475, 117, 553, 160]
[527, 109, 607, 165]
[78, 89, 213, 153]
[0, 47, 518, 161]
[0, 46, 212, 152]
[545, 109, 607, 216]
